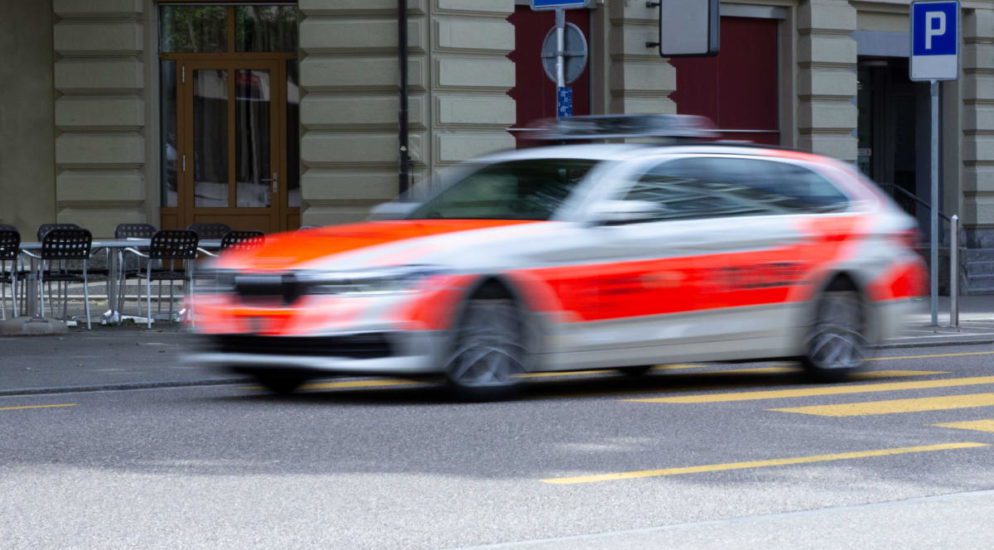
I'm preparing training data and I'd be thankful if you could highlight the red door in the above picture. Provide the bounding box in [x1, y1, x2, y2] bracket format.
[670, 17, 780, 145]
[508, 6, 591, 148]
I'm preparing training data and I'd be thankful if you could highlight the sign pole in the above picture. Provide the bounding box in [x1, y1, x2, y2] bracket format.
[555, 8, 566, 118]
[930, 79, 939, 327]
[555, 9, 565, 88]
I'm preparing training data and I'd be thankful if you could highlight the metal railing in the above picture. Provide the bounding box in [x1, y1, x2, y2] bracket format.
[881, 183, 960, 328]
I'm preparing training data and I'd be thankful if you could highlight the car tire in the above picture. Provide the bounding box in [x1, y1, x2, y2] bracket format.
[253, 371, 309, 395]
[445, 297, 526, 401]
[801, 287, 867, 382]
[617, 365, 654, 377]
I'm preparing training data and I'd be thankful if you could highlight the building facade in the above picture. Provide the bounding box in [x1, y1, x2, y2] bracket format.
[0, 0, 992, 290]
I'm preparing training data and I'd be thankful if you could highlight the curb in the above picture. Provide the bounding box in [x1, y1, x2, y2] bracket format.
[876, 337, 994, 349]
[0, 378, 248, 398]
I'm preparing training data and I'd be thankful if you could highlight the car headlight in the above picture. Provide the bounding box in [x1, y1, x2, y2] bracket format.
[299, 265, 449, 296]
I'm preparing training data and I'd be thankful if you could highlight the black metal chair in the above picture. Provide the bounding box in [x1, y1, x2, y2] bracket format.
[0, 228, 20, 319]
[22, 228, 94, 329]
[220, 230, 264, 252]
[125, 230, 199, 328]
[37, 223, 80, 241]
[114, 224, 158, 318]
[187, 223, 231, 240]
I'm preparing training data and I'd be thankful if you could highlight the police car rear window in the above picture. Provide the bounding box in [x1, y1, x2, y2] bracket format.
[626, 157, 850, 221]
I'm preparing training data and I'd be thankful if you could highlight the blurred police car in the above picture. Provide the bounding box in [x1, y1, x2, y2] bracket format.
[189, 115, 925, 400]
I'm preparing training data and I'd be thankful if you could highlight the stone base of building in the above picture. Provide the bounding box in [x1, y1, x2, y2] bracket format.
[962, 228, 994, 295]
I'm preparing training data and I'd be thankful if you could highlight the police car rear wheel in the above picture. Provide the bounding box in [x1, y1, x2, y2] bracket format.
[801, 289, 867, 382]
[445, 298, 525, 401]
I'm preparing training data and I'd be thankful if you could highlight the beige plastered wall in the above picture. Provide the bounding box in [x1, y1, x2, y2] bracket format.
[297, 0, 516, 227]
[52, 0, 147, 238]
[0, 0, 56, 235]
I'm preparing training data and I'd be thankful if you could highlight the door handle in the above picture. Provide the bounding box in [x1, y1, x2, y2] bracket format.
[260, 172, 279, 193]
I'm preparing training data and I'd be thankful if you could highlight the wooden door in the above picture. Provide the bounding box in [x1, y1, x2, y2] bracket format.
[508, 6, 591, 148]
[178, 58, 285, 233]
[670, 17, 781, 145]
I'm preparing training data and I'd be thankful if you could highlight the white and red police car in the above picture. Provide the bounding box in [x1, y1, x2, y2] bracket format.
[190, 115, 925, 399]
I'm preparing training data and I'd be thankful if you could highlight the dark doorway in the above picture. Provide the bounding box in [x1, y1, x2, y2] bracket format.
[857, 57, 932, 232]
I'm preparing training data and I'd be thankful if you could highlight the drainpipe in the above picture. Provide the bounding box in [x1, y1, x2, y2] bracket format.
[398, 0, 412, 195]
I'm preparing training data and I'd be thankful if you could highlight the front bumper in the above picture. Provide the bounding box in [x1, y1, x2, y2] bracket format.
[187, 330, 449, 376]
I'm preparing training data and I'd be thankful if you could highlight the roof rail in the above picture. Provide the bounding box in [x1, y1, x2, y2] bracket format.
[526, 114, 720, 142]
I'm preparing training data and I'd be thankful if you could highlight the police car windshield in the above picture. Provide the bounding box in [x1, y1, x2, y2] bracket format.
[410, 159, 597, 220]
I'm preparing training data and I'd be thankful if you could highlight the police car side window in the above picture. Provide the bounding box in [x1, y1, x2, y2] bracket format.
[627, 157, 849, 221]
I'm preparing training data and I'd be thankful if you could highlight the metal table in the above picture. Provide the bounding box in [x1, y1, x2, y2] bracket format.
[19, 238, 222, 325]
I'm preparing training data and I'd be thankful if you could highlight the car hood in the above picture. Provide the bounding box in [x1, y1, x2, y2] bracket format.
[214, 219, 549, 272]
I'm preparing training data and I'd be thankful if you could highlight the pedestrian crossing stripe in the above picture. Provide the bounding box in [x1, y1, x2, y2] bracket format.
[772, 392, 994, 417]
[628, 373, 987, 405]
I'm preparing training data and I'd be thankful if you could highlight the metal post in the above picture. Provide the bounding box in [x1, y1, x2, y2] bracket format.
[555, 9, 566, 89]
[950, 214, 959, 329]
[397, 0, 411, 194]
[929, 80, 939, 327]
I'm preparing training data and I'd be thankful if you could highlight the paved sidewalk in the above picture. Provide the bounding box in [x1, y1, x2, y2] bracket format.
[884, 296, 994, 348]
[0, 326, 243, 396]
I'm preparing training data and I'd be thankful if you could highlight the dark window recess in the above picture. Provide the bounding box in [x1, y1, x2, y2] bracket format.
[208, 334, 394, 359]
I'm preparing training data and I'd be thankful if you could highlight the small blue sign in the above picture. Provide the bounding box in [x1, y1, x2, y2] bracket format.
[557, 87, 573, 119]
[910, 0, 959, 81]
[912, 1, 957, 55]
[531, 0, 590, 11]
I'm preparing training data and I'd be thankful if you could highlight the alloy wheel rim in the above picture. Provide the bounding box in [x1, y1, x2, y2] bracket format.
[809, 292, 865, 370]
[448, 301, 524, 388]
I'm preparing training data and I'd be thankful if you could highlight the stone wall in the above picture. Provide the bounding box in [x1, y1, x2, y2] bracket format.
[297, 0, 514, 227]
[606, 1, 676, 115]
[52, 0, 147, 238]
[0, 0, 56, 236]
[798, 0, 858, 162]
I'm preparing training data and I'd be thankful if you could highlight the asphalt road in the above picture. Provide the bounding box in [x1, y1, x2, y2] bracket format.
[3, 345, 994, 548]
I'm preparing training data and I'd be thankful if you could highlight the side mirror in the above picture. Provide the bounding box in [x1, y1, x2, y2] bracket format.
[587, 200, 664, 225]
[369, 201, 420, 220]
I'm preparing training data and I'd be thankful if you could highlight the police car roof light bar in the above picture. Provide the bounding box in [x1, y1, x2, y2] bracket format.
[528, 114, 720, 141]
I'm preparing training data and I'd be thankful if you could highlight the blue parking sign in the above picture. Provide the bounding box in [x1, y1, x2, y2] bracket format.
[531, 0, 591, 10]
[910, 1, 959, 81]
[557, 87, 573, 119]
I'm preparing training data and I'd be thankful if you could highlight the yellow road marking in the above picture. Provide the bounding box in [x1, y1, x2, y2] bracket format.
[301, 379, 418, 391]
[934, 419, 994, 434]
[773, 392, 994, 417]
[630, 372, 979, 405]
[521, 370, 614, 379]
[869, 350, 994, 362]
[0, 403, 77, 412]
[541, 442, 988, 485]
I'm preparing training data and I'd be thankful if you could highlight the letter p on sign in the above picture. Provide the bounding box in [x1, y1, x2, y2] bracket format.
[910, 1, 959, 81]
[926, 12, 945, 49]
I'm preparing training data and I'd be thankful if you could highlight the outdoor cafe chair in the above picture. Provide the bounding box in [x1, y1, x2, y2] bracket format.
[0, 227, 20, 319]
[220, 230, 264, 252]
[21, 228, 95, 329]
[36, 223, 80, 241]
[114, 223, 157, 318]
[124, 230, 199, 328]
[187, 223, 231, 240]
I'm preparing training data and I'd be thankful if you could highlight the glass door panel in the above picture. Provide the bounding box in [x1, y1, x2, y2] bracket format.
[235, 69, 272, 208]
[193, 68, 229, 207]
